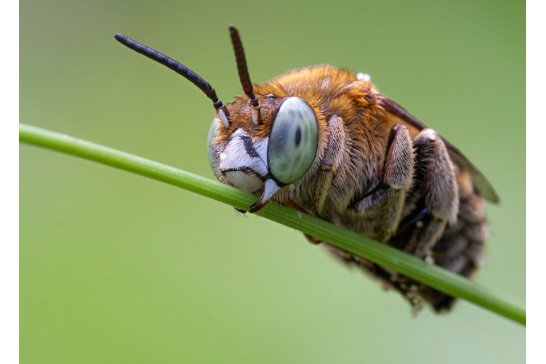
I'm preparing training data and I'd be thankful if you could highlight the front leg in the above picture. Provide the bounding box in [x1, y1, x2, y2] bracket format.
[313, 114, 350, 217]
[351, 124, 414, 242]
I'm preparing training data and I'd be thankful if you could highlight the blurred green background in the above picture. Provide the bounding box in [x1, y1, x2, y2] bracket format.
[20, 0, 525, 363]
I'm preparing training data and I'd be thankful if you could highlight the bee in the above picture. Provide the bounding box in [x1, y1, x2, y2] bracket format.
[114, 26, 498, 313]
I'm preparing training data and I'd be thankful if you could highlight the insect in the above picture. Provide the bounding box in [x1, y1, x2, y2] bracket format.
[114, 26, 498, 313]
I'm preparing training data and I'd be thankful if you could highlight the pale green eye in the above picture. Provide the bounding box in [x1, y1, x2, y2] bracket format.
[207, 117, 220, 178]
[267, 97, 318, 185]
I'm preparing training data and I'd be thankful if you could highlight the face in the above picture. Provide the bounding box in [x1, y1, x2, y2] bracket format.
[208, 96, 319, 212]
[114, 28, 321, 213]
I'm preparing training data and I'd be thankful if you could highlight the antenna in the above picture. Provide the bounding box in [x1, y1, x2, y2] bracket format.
[114, 33, 230, 126]
[229, 26, 261, 124]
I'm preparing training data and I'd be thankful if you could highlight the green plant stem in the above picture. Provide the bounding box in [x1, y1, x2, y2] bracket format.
[19, 123, 525, 326]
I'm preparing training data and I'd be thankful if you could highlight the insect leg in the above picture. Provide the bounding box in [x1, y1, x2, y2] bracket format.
[313, 115, 350, 217]
[349, 124, 414, 241]
[405, 128, 459, 258]
[375, 124, 414, 241]
[422, 193, 488, 312]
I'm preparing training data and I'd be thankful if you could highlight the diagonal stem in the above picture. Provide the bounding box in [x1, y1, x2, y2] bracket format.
[19, 123, 526, 326]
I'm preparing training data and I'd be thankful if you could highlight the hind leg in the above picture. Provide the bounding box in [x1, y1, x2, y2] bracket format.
[403, 129, 459, 258]
[423, 192, 489, 312]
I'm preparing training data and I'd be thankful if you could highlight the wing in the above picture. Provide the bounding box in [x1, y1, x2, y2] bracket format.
[378, 95, 499, 203]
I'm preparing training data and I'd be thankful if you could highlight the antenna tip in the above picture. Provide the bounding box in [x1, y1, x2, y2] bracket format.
[114, 33, 125, 42]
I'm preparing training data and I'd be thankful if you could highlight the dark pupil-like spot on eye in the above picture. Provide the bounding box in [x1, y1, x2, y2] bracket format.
[267, 94, 276, 98]
[295, 127, 302, 146]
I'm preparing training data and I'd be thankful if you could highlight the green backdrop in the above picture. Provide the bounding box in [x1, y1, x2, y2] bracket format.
[20, 0, 525, 363]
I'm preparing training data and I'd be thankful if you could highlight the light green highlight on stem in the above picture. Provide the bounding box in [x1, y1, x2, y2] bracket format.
[19, 123, 526, 326]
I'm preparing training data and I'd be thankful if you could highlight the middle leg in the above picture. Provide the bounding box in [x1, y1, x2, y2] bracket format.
[350, 124, 414, 242]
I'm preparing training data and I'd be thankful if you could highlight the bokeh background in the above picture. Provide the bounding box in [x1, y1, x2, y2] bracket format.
[20, 0, 525, 363]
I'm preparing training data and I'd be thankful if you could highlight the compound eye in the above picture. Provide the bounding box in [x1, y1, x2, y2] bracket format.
[267, 97, 318, 185]
[207, 117, 220, 179]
